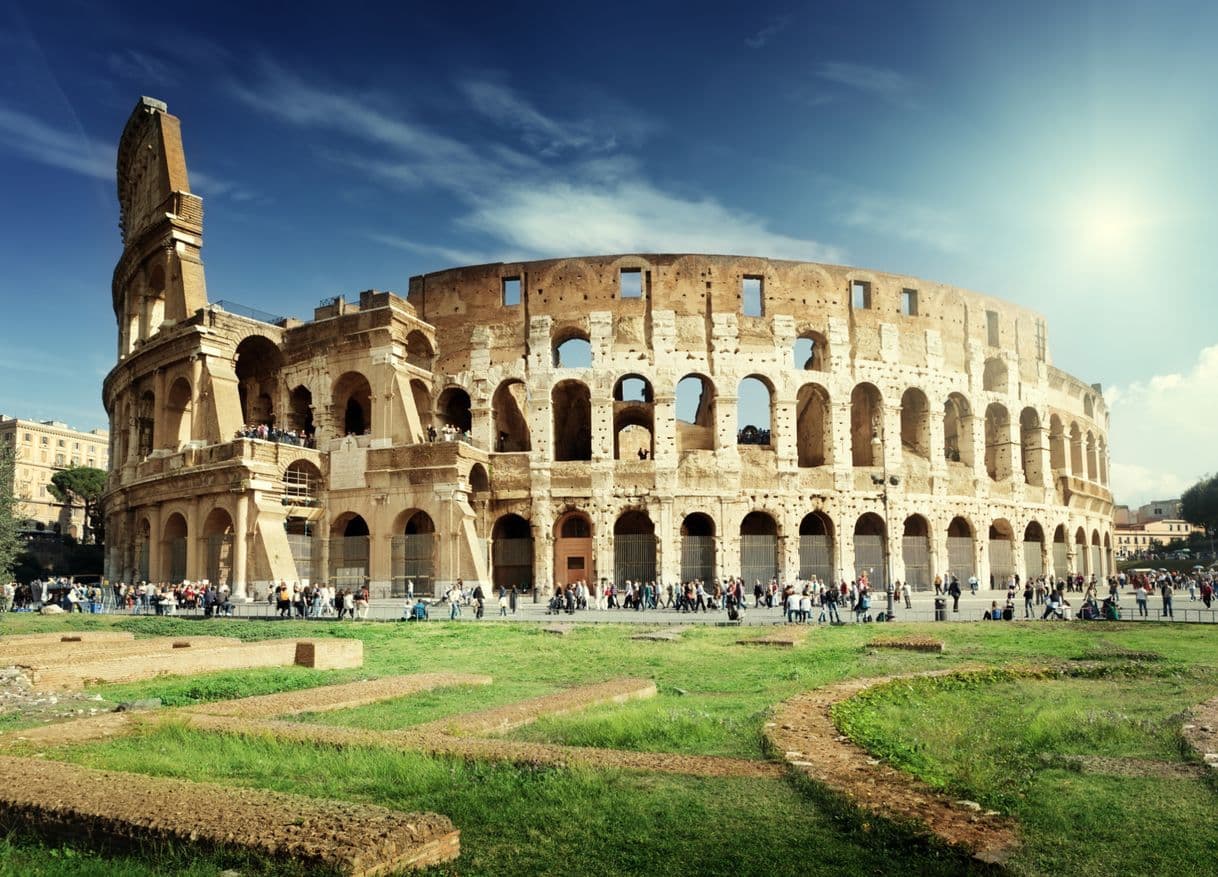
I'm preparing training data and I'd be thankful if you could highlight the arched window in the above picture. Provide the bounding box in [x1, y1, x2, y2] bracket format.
[392, 509, 435, 596]
[675, 374, 715, 452]
[989, 519, 1015, 586]
[984, 403, 1010, 481]
[740, 512, 779, 584]
[614, 375, 654, 460]
[796, 384, 830, 467]
[1020, 408, 1043, 486]
[1085, 431, 1097, 482]
[853, 513, 887, 584]
[943, 393, 973, 465]
[288, 385, 314, 438]
[553, 332, 592, 368]
[1023, 521, 1045, 579]
[946, 516, 974, 580]
[680, 513, 716, 583]
[899, 388, 930, 460]
[1048, 414, 1066, 473]
[850, 384, 882, 466]
[492, 379, 531, 452]
[162, 512, 188, 583]
[438, 387, 472, 433]
[552, 380, 592, 461]
[492, 514, 533, 592]
[901, 515, 930, 590]
[235, 336, 283, 427]
[737, 376, 773, 447]
[284, 460, 322, 504]
[798, 511, 834, 582]
[164, 377, 192, 450]
[793, 331, 828, 371]
[333, 372, 372, 436]
[405, 330, 434, 369]
[982, 357, 1007, 393]
[614, 510, 656, 585]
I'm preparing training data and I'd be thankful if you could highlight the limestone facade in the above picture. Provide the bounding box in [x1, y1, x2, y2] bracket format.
[0, 416, 109, 537]
[102, 98, 1113, 598]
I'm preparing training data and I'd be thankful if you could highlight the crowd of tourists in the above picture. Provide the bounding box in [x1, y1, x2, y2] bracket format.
[268, 581, 370, 620]
[235, 424, 315, 447]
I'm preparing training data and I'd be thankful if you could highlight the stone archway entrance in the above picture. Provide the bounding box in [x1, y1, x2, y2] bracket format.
[554, 512, 593, 588]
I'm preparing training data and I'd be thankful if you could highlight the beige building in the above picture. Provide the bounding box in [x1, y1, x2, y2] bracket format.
[102, 97, 1114, 597]
[0, 415, 109, 538]
[1114, 519, 1204, 560]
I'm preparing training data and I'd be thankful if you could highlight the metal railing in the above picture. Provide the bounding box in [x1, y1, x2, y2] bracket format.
[213, 300, 286, 325]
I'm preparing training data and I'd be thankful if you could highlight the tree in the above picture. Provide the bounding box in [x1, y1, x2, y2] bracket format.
[1181, 473, 1218, 539]
[48, 466, 107, 545]
[0, 445, 18, 578]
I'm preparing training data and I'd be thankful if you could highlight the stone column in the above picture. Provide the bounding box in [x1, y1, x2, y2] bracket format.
[146, 506, 162, 583]
[186, 497, 201, 580]
[232, 494, 248, 598]
[658, 499, 678, 584]
[652, 393, 676, 468]
[316, 510, 331, 586]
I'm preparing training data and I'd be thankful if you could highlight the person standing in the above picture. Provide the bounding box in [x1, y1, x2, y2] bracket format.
[1023, 581, 1035, 619]
[1161, 579, 1174, 620]
[509, 585, 518, 615]
[1134, 581, 1148, 617]
[949, 576, 962, 613]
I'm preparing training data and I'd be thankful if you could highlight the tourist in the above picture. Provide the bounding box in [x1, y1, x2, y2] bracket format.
[948, 576, 962, 613]
[1023, 581, 1035, 618]
[1134, 581, 1149, 617]
[1161, 579, 1174, 620]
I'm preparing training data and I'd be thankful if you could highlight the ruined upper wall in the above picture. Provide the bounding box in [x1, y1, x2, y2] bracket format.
[116, 97, 193, 248]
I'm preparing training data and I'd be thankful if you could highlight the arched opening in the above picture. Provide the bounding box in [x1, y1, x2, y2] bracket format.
[492, 514, 533, 593]
[288, 386, 314, 439]
[901, 515, 931, 590]
[943, 393, 974, 465]
[1085, 431, 1097, 482]
[794, 331, 828, 371]
[468, 463, 490, 495]
[1020, 408, 1043, 486]
[136, 390, 155, 458]
[740, 512, 779, 585]
[1048, 414, 1066, 474]
[1098, 438, 1108, 486]
[283, 459, 322, 505]
[680, 513, 716, 583]
[164, 377, 192, 450]
[235, 336, 283, 427]
[135, 518, 151, 582]
[330, 512, 370, 589]
[333, 372, 372, 436]
[202, 508, 234, 588]
[410, 379, 433, 439]
[554, 511, 593, 586]
[675, 374, 715, 452]
[983, 357, 1008, 393]
[853, 513, 887, 584]
[614, 375, 654, 460]
[989, 519, 1015, 587]
[405, 330, 434, 369]
[285, 517, 315, 583]
[552, 380, 592, 461]
[798, 511, 834, 583]
[1023, 521, 1045, 579]
[1091, 529, 1103, 578]
[796, 383, 830, 467]
[492, 379, 530, 452]
[1069, 423, 1083, 475]
[947, 516, 974, 581]
[437, 386, 472, 434]
[162, 512, 188, 583]
[1053, 524, 1068, 575]
[984, 403, 1011, 481]
[553, 332, 592, 368]
[737, 375, 773, 447]
[1075, 526, 1088, 576]
[392, 510, 435, 597]
[850, 383, 883, 467]
[899, 388, 930, 460]
[614, 510, 656, 585]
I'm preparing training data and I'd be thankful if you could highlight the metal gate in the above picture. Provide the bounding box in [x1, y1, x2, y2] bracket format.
[392, 534, 435, 597]
[902, 536, 930, 590]
[1024, 541, 1044, 579]
[493, 537, 533, 592]
[947, 537, 973, 581]
[1053, 542, 1068, 576]
[286, 532, 314, 583]
[989, 539, 1014, 586]
[614, 534, 656, 585]
[681, 535, 715, 583]
[330, 536, 369, 589]
[205, 534, 233, 587]
[799, 535, 833, 584]
[167, 537, 187, 583]
[740, 535, 778, 585]
[853, 535, 886, 584]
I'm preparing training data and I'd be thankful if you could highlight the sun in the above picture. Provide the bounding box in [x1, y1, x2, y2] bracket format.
[1077, 196, 1143, 253]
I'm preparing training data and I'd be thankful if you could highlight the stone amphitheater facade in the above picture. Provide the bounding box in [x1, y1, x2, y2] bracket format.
[102, 98, 1113, 598]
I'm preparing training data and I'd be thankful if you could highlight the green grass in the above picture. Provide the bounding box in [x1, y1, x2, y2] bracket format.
[6, 613, 1218, 875]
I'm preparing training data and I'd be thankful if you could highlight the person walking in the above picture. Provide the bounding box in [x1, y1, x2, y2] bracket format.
[949, 576, 962, 613]
[1023, 581, 1035, 619]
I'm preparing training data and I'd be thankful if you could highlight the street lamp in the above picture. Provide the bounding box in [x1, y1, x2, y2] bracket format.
[871, 466, 900, 620]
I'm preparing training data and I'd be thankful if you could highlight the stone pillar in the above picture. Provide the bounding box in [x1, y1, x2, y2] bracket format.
[152, 368, 166, 451]
[658, 499, 678, 584]
[652, 393, 677, 468]
[370, 496, 392, 598]
[716, 393, 740, 469]
[146, 506, 162, 583]
[232, 494, 249, 598]
[316, 510, 331, 586]
[185, 497, 201, 580]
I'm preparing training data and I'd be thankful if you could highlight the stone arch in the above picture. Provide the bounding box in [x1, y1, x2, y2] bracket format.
[492, 513, 533, 592]
[1052, 524, 1069, 575]
[1023, 520, 1046, 579]
[946, 516, 975, 581]
[330, 512, 370, 589]
[984, 403, 1011, 481]
[283, 459, 322, 504]
[798, 510, 834, 583]
[943, 392, 974, 465]
[1069, 422, 1083, 474]
[793, 330, 828, 371]
[410, 379, 433, 436]
[899, 388, 931, 460]
[796, 383, 830, 467]
[850, 383, 883, 467]
[737, 375, 774, 447]
[614, 374, 654, 460]
[853, 512, 887, 584]
[740, 511, 780, 585]
[554, 509, 594, 586]
[1048, 414, 1066, 473]
[492, 379, 530, 452]
[405, 330, 434, 369]
[288, 385, 314, 437]
[390, 510, 433, 596]
[235, 335, 283, 427]
[333, 371, 372, 436]
[552, 380, 592, 461]
[202, 507, 235, 587]
[989, 518, 1016, 587]
[161, 512, 188, 583]
[983, 357, 1008, 393]
[1085, 430, 1098, 482]
[614, 509, 656, 585]
[1019, 407, 1043, 486]
[553, 329, 592, 368]
[680, 512, 716, 583]
[163, 376, 192, 450]
[136, 389, 155, 458]
[901, 514, 931, 590]
[468, 462, 490, 494]
[437, 386, 472, 433]
[675, 373, 716, 452]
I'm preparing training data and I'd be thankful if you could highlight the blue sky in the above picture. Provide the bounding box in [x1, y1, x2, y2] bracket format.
[0, 0, 1215, 506]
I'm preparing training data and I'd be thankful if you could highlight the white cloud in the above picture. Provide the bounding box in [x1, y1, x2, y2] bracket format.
[816, 61, 915, 106]
[0, 105, 111, 179]
[365, 233, 491, 269]
[745, 15, 791, 49]
[832, 185, 964, 253]
[1107, 344, 1218, 506]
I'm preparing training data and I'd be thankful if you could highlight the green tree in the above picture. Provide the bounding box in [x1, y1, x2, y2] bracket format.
[48, 466, 107, 545]
[1181, 474, 1218, 538]
[0, 445, 19, 578]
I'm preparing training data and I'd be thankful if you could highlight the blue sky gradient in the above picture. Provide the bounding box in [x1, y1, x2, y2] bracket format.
[0, 0, 1215, 505]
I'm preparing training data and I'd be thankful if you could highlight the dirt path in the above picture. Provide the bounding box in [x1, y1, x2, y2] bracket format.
[766, 668, 1019, 865]
[738, 628, 807, 647]
[1183, 695, 1218, 774]
[190, 673, 493, 718]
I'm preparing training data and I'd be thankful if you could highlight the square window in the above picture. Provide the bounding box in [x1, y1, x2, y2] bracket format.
[566, 556, 585, 570]
[502, 276, 521, 306]
[986, 310, 1000, 346]
[620, 268, 642, 299]
[23, 433, 31, 442]
[57, 439, 64, 447]
[851, 280, 872, 310]
[742, 275, 763, 316]
[40, 436, 48, 446]
[901, 288, 918, 316]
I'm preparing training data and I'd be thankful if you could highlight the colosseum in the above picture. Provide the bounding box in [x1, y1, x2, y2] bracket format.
[102, 97, 1114, 599]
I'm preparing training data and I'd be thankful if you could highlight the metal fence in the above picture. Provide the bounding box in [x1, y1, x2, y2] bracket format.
[1024, 542, 1044, 579]
[740, 535, 778, 585]
[681, 535, 716, 583]
[330, 536, 369, 589]
[902, 536, 930, 590]
[205, 534, 232, 587]
[391, 534, 435, 597]
[854, 535, 886, 584]
[167, 537, 187, 583]
[286, 533, 314, 583]
[947, 537, 973, 580]
[1053, 542, 1069, 576]
[614, 534, 656, 585]
[493, 537, 533, 591]
[799, 535, 833, 584]
[990, 539, 1014, 584]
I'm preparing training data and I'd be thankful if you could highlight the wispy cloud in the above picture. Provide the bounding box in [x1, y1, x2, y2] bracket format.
[229, 61, 841, 264]
[835, 190, 964, 253]
[106, 49, 178, 87]
[365, 233, 490, 268]
[1107, 344, 1218, 506]
[816, 61, 915, 106]
[745, 15, 791, 49]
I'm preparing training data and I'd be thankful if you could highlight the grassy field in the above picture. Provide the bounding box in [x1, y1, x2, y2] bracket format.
[2, 613, 1217, 876]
